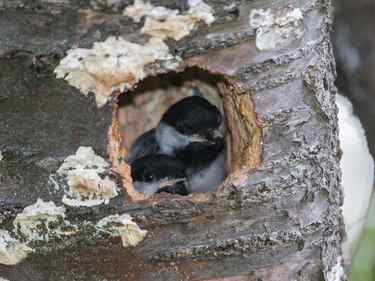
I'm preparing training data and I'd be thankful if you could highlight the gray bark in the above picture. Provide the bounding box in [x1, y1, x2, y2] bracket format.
[0, 0, 345, 280]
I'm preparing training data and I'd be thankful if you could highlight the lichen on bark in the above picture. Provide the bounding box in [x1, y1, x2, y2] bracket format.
[0, 0, 345, 280]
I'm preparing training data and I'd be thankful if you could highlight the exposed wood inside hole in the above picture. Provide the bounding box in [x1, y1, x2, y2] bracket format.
[108, 66, 262, 201]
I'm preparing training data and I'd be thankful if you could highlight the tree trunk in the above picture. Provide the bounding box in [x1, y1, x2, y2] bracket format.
[0, 0, 345, 280]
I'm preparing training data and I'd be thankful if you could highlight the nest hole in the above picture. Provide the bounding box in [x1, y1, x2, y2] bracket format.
[108, 66, 262, 201]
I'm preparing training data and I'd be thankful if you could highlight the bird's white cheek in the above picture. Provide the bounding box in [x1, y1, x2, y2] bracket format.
[133, 181, 160, 194]
[155, 122, 193, 154]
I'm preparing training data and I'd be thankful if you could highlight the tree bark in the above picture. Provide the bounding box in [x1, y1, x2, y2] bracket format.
[0, 0, 345, 280]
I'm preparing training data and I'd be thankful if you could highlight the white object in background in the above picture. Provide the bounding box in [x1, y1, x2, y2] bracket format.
[336, 94, 375, 261]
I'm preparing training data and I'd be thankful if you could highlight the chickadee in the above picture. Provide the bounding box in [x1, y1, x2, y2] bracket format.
[129, 92, 226, 193]
[155, 95, 224, 155]
[176, 138, 225, 193]
[127, 129, 160, 164]
[131, 154, 189, 196]
[129, 94, 224, 161]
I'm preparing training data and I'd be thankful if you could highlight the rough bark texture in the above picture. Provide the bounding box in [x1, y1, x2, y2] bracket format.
[0, 0, 345, 280]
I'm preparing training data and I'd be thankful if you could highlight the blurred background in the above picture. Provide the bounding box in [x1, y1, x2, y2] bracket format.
[333, 0, 375, 280]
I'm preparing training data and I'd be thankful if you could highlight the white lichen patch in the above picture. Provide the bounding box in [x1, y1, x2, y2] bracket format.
[62, 172, 118, 207]
[0, 150, 3, 162]
[58, 147, 109, 174]
[187, 0, 215, 25]
[96, 214, 147, 247]
[249, 7, 304, 51]
[13, 199, 74, 242]
[57, 147, 119, 207]
[0, 277, 10, 281]
[54, 37, 177, 107]
[141, 8, 192, 41]
[123, 0, 154, 22]
[124, 0, 215, 41]
[0, 230, 33, 265]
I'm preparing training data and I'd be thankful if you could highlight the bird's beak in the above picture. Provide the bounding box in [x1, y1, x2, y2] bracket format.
[158, 178, 186, 189]
[205, 128, 224, 144]
[157, 178, 189, 196]
[209, 128, 224, 140]
[190, 134, 212, 143]
[190, 129, 224, 144]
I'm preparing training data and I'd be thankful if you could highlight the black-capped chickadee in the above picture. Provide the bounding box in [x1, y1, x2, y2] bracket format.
[128, 89, 225, 193]
[155, 95, 224, 156]
[127, 129, 160, 164]
[176, 138, 225, 193]
[131, 154, 189, 196]
[129, 93, 224, 160]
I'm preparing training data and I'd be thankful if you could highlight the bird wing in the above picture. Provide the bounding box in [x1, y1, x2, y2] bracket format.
[127, 129, 160, 163]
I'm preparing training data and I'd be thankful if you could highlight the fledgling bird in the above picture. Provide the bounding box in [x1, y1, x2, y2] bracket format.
[336, 94, 375, 261]
[176, 138, 225, 193]
[155, 95, 224, 156]
[127, 129, 160, 164]
[128, 91, 224, 162]
[131, 154, 189, 196]
[156, 94, 226, 192]
[128, 90, 226, 193]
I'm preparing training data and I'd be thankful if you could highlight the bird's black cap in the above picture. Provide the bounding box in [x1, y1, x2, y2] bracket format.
[161, 96, 222, 136]
[131, 154, 186, 183]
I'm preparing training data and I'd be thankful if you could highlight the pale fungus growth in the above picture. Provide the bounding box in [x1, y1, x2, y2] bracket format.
[141, 11, 196, 41]
[0, 230, 33, 265]
[123, 0, 154, 22]
[96, 214, 147, 247]
[249, 7, 304, 51]
[187, 0, 215, 25]
[61, 172, 118, 207]
[54, 37, 178, 107]
[57, 147, 119, 207]
[124, 0, 215, 41]
[13, 199, 74, 242]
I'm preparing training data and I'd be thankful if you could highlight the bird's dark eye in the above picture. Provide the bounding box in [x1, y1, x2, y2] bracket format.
[180, 123, 197, 135]
[143, 172, 154, 182]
